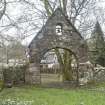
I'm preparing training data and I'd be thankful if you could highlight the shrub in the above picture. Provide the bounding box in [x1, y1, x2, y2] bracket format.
[0, 80, 4, 90]
[3, 64, 28, 86]
[3, 67, 14, 85]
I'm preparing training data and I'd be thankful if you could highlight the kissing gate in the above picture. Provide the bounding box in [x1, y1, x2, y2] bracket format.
[25, 8, 88, 85]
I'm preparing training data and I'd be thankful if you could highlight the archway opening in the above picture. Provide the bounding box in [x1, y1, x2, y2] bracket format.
[40, 47, 79, 85]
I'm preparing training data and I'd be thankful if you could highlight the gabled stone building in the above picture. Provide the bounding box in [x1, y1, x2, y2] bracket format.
[25, 8, 88, 84]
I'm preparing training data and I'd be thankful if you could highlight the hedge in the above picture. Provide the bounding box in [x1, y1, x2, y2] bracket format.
[3, 64, 28, 87]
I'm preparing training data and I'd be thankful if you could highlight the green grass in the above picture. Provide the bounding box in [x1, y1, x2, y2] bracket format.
[0, 86, 105, 105]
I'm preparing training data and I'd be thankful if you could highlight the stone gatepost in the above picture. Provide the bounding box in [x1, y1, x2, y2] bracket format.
[25, 63, 41, 84]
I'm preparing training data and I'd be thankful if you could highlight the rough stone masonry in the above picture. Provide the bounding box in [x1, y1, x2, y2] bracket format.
[25, 8, 88, 84]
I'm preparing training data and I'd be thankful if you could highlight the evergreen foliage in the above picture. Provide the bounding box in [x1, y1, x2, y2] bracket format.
[88, 21, 105, 66]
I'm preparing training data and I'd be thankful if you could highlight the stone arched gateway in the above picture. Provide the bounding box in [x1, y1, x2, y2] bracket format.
[25, 8, 88, 85]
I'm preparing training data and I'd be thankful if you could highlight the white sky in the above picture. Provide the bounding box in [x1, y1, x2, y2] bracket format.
[0, 0, 105, 45]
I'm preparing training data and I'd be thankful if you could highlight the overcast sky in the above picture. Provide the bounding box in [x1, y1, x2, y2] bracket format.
[0, 0, 105, 45]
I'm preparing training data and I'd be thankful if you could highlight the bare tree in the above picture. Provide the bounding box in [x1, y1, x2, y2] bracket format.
[0, 0, 6, 20]
[0, 0, 104, 81]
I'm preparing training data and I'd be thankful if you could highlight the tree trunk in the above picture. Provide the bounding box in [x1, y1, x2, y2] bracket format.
[54, 48, 73, 81]
[63, 50, 73, 81]
[62, 0, 67, 16]
[54, 48, 64, 74]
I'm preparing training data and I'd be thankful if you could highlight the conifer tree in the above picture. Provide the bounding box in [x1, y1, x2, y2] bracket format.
[88, 21, 105, 66]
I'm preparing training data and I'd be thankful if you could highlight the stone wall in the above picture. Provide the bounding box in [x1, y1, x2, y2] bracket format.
[79, 64, 105, 85]
[25, 63, 41, 84]
[93, 67, 105, 82]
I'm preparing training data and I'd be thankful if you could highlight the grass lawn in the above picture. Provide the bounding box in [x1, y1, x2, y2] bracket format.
[0, 85, 105, 105]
